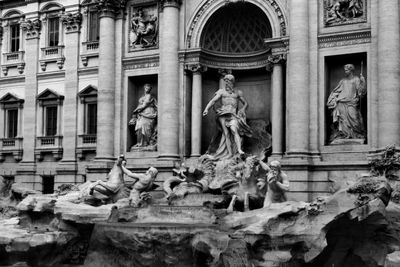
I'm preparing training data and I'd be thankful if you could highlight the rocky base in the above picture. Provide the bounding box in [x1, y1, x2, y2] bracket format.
[0, 176, 399, 266]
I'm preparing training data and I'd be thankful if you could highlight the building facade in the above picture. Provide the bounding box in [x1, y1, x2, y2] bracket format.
[0, 0, 397, 201]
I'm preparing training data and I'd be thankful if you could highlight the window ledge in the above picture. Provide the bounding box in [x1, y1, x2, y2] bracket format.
[0, 137, 23, 161]
[35, 135, 63, 161]
[2, 51, 25, 75]
[40, 46, 65, 71]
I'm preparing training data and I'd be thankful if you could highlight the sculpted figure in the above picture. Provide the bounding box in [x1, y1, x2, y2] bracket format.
[131, 9, 157, 48]
[89, 156, 126, 202]
[326, 0, 363, 24]
[203, 74, 252, 159]
[257, 160, 289, 208]
[121, 161, 158, 207]
[327, 64, 366, 143]
[129, 84, 157, 148]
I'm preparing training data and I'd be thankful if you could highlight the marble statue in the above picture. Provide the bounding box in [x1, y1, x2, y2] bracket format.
[202, 74, 252, 159]
[326, 0, 364, 25]
[129, 84, 157, 150]
[89, 156, 126, 202]
[257, 160, 289, 208]
[131, 8, 158, 48]
[121, 161, 158, 207]
[327, 64, 366, 144]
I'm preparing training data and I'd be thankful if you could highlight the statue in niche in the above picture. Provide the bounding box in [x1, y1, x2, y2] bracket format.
[131, 8, 158, 48]
[325, 0, 364, 25]
[202, 74, 252, 160]
[327, 63, 366, 144]
[129, 84, 157, 151]
[256, 159, 290, 208]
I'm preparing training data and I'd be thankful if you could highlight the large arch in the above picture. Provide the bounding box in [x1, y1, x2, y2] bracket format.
[186, 0, 288, 49]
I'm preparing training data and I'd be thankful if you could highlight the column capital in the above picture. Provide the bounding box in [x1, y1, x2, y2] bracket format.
[266, 54, 286, 72]
[60, 12, 82, 33]
[20, 19, 41, 40]
[159, 0, 182, 10]
[96, 0, 127, 18]
[185, 63, 207, 74]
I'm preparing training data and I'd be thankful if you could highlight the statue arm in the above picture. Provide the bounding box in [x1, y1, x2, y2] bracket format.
[121, 165, 141, 180]
[276, 173, 290, 191]
[133, 95, 152, 113]
[259, 160, 271, 172]
[203, 91, 221, 116]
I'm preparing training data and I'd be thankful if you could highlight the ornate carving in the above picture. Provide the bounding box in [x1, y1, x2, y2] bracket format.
[186, 0, 287, 49]
[324, 0, 366, 26]
[60, 12, 82, 32]
[266, 54, 286, 72]
[130, 6, 158, 49]
[318, 30, 371, 48]
[185, 63, 207, 73]
[96, 0, 127, 15]
[20, 19, 41, 39]
[159, 0, 182, 9]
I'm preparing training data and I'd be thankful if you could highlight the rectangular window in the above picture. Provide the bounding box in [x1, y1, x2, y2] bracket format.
[6, 109, 18, 138]
[48, 17, 59, 47]
[10, 24, 20, 52]
[87, 103, 97, 134]
[45, 106, 57, 136]
[42, 175, 54, 194]
[88, 11, 100, 42]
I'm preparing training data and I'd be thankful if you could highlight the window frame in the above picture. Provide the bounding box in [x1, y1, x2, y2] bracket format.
[9, 22, 21, 53]
[47, 15, 60, 47]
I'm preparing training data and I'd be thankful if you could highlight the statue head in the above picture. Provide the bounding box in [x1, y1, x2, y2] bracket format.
[147, 167, 158, 179]
[270, 160, 281, 173]
[344, 64, 355, 76]
[144, 84, 152, 93]
[224, 74, 235, 89]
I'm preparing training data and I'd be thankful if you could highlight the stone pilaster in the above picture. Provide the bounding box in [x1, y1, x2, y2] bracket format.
[17, 18, 41, 183]
[95, 1, 125, 161]
[59, 12, 81, 166]
[186, 63, 207, 157]
[158, 0, 181, 159]
[286, 0, 309, 156]
[377, 1, 400, 148]
[267, 54, 286, 158]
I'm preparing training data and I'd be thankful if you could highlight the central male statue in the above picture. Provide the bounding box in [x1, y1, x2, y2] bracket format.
[203, 74, 252, 159]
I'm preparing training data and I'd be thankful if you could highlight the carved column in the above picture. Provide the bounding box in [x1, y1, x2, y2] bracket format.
[286, 0, 309, 156]
[158, 0, 181, 159]
[60, 12, 81, 163]
[95, 1, 125, 160]
[267, 54, 286, 158]
[377, 1, 400, 148]
[187, 63, 207, 157]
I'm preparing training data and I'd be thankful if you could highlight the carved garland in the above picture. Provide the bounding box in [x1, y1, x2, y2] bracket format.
[186, 0, 287, 49]
[60, 12, 82, 32]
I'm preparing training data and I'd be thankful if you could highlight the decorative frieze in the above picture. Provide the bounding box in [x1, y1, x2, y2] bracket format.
[20, 19, 41, 39]
[60, 12, 82, 33]
[318, 30, 371, 48]
[122, 55, 159, 70]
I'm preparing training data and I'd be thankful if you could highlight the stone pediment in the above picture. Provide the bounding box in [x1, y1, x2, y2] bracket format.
[0, 92, 24, 104]
[78, 85, 98, 97]
[37, 88, 64, 105]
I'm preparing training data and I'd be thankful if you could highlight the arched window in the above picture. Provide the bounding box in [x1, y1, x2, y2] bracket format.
[200, 3, 272, 54]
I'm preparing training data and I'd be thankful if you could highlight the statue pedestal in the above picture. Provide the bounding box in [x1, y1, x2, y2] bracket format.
[330, 138, 365, 145]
